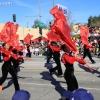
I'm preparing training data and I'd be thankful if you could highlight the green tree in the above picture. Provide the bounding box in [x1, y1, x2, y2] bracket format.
[88, 15, 100, 27]
[32, 19, 48, 29]
[32, 19, 40, 28]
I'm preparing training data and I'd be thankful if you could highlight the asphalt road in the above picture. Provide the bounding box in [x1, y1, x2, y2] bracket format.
[0, 56, 99, 100]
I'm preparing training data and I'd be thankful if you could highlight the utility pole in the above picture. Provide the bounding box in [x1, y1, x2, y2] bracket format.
[27, 22, 28, 28]
[38, 0, 42, 22]
[52, 0, 54, 7]
[52, 0, 54, 21]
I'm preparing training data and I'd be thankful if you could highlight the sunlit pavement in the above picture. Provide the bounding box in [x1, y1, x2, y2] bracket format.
[0, 56, 100, 100]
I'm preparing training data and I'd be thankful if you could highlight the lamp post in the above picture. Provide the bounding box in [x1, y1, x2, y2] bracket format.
[22, 16, 37, 40]
[38, 0, 42, 22]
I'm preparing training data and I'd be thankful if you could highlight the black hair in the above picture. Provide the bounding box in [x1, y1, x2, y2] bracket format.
[51, 41, 57, 44]
[61, 44, 67, 51]
[50, 41, 58, 47]
[2, 42, 7, 48]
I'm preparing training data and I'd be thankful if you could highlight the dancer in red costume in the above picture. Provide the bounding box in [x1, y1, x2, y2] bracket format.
[80, 26, 96, 64]
[0, 43, 22, 92]
[49, 41, 63, 77]
[61, 44, 90, 100]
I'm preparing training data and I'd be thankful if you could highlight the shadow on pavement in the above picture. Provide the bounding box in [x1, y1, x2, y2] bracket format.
[78, 63, 91, 72]
[2, 79, 13, 90]
[44, 63, 53, 70]
[40, 71, 66, 100]
[78, 63, 100, 77]
[1, 75, 30, 90]
[44, 63, 58, 77]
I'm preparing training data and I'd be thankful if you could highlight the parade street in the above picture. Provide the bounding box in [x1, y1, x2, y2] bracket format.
[0, 56, 100, 100]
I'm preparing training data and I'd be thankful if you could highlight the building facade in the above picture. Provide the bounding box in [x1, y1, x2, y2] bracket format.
[0, 23, 48, 40]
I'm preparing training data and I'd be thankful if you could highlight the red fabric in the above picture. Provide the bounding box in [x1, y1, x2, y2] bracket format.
[24, 33, 33, 44]
[10, 24, 18, 35]
[46, 31, 59, 41]
[2, 48, 22, 61]
[1, 49, 11, 61]
[61, 53, 86, 64]
[11, 53, 20, 60]
[75, 58, 86, 64]
[80, 26, 89, 45]
[1, 48, 11, 56]
[8, 34, 19, 47]
[0, 22, 11, 42]
[32, 38, 40, 43]
[14, 46, 25, 52]
[42, 37, 48, 41]
[3, 56, 10, 61]
[0, 22, 19, 47]
[0, 34, 10, 42]
[50, 6, 66, 22]
[84, 44, 94, 49]
[8, 23, 19, 46]
[18, 57, 23, 61]
[50, 6, 76, 51]
[49, 44, 61, 52]
[6, 22, 13, 36]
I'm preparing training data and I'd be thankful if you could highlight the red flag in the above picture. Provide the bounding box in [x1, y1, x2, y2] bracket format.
[46, 31, 59, 41]
[0, 22, 11, 42]
[0, 34, 10, 42]
[50, 6, 76, 51]
[7, 23, 18, 44]
[1, 22, 10, 34]
[80, 26, 89, 45]
[32, 37, 40, 43]
[42, 36, 48, 41]
[0, 22, 19, 44]
[6, 22, 13, 35]
[14, 46, 24, 52]
[8, 34, 19, 47]
[50, 6, 66, 22]
[10, 24, 18, 35]
[23, 33, 33, 44]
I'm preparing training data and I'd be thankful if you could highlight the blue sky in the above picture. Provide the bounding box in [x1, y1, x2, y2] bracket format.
[0, 0, 100, 28]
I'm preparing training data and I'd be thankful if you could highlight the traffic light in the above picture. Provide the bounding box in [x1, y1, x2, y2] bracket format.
[39, 27, 42, 35]
[49, 22, 51, 27]
[13, 14, 16, 22]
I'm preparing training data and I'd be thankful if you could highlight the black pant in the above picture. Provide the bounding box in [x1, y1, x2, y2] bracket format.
[50, 57, 63, 75]
[0, 61, 20, 91]
[47, 54, 52, 63]
[27, 50, 31, 57]
[99, 44, 100, 51]
[11, 58, 19, 73]
[83, 48, 94, 63]
[19, 52, 24, 62]
[0, 53, 1, 62]
[64, 67, 78, 91]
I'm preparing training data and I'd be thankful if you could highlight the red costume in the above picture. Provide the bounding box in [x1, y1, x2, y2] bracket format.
[48, 44, 61, 52]
[61, 53, 86, 65]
